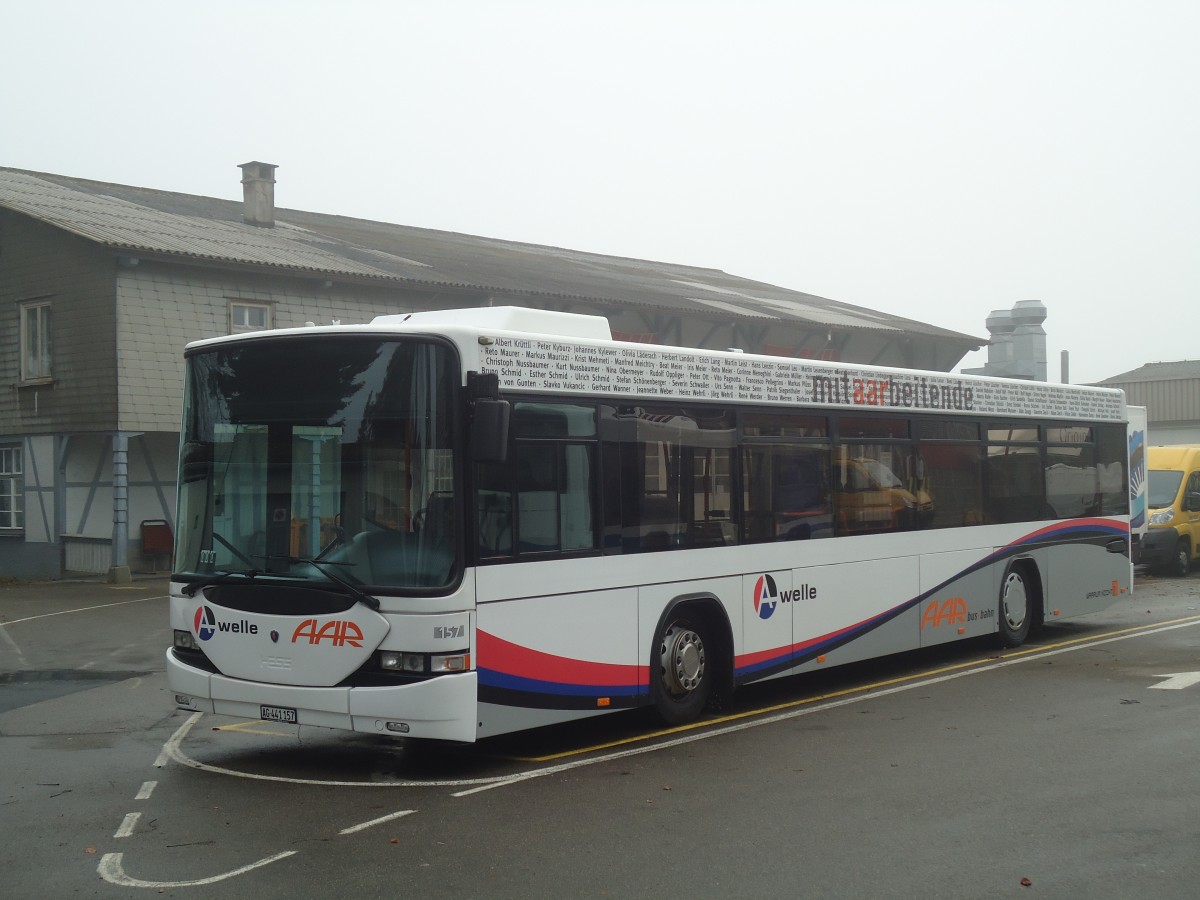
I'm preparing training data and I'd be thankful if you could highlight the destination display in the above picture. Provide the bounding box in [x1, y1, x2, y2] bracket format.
[478, 336, 1124, 421]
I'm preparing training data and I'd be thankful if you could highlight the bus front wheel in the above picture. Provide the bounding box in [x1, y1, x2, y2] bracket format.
[997, 564, 1034, 648]
[652, 616, 713, 725]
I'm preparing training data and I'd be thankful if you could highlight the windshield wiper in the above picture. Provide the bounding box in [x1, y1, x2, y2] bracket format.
[181, 569, 261, 597]
[277, 556, 380, 612]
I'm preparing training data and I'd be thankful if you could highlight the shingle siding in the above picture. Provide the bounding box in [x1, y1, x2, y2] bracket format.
[115, 262, 470, 431]
[0, 211, 118, 433]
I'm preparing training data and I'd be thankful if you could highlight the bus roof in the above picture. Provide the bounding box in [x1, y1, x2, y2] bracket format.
[184, 306, 1126, 423]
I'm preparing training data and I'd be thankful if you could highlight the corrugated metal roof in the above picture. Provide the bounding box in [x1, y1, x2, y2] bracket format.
[0, 166, 983, 344]
[1096, 361, 1200, 424]
[1096, 360, 1200, 384]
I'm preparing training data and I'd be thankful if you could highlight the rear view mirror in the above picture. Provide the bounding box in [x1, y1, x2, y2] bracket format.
[472, 398, 510, 463]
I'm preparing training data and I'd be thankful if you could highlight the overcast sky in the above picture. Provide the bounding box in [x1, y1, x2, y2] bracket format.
[5, 0, 1197, 385]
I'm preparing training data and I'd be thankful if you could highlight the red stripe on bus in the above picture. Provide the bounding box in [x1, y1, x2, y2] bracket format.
[478, 630, 647, 687]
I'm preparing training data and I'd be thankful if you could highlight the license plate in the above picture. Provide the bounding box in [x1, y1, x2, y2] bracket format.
[260, 704, 298, 724]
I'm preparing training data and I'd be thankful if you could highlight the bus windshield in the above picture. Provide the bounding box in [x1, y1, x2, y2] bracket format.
[175, 336, 459, 591]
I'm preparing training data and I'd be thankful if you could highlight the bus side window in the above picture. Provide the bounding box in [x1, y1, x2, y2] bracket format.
[1094, 423, 1129, 515]
[834, 444, 929, 535]
[515, 441, 598, 555]
[917, 443, 983, 528]
[985, 445, 1045, 523]
[743, 444, 832, 542]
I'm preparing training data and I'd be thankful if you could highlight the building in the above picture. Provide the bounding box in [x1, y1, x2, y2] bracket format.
[0, 163, 984, 580]
[1095, 361, 1200, 444]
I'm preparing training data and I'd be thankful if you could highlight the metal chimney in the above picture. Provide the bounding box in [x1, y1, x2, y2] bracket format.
[238, 161, 277, 227]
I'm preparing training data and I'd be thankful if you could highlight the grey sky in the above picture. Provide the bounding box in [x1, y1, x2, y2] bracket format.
[5, 0, 1196, 385]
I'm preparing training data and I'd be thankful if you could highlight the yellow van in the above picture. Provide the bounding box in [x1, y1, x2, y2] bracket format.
[1144, 446, 1200, 576]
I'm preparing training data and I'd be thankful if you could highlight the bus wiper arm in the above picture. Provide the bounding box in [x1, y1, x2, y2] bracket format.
[282, 556, 380, 611]
[181, 570, 260, 597]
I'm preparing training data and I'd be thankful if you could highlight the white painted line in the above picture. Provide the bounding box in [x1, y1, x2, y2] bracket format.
[0, 624, 29, 667]
[135, 781, 157, 801]
[165, 714, 508, 788]
[1150, 672, 1200, 690]
[339, 809, 416, 834]
[155, 711, 203, 768]
[114, 812, 141, 838]
[0, 594, 166, 627]
[453, 617, 1200, 797]
[98, 850, 298, 888]
[163, 617, 1200, 793]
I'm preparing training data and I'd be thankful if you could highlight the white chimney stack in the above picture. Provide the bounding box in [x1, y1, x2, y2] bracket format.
[239, 161, 278, 227]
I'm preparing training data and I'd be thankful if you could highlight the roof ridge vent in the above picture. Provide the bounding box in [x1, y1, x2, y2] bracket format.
[238, 161, 277, 227]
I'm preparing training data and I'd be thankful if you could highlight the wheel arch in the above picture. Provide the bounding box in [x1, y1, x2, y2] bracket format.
[1015, 555, 1046, 630]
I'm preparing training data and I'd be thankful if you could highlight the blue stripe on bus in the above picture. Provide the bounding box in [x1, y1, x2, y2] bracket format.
[735, 519, 1128, 682]
[478, 670, 644, 698]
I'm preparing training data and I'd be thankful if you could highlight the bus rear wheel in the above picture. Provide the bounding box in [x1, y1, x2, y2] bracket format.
[997, 564, 1034, 648]
[652, 616, 712, 725]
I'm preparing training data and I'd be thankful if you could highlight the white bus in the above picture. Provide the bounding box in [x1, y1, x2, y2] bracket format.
[168, 307, 1132, 742]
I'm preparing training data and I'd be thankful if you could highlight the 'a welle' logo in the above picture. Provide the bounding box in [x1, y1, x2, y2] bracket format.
[752, 575, 818, 620]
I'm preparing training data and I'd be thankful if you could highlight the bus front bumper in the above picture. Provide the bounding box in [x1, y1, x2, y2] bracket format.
[166, 649, 479, 742]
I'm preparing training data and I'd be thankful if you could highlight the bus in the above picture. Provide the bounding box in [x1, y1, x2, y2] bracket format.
[167, 306, 1132, 742]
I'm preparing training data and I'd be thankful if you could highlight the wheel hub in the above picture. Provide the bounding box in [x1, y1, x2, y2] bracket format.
[1002, 572, 1028, 630]
[660, 624, 705, 696]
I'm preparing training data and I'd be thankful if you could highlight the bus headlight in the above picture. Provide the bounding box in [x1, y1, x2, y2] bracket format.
[379, 651, 427, 673]
[173, 629, 199, 651]
[377, 651, 471, 674]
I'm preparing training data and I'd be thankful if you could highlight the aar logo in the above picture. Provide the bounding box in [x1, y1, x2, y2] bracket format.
[753, 574, 779, 620]
[193, 605, 217, 641]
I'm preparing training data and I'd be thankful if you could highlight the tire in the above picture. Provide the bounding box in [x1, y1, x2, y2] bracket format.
[1169, 540, 1191, 578]
[651, 614, 713, 725]
[997, 564, 1034, 648]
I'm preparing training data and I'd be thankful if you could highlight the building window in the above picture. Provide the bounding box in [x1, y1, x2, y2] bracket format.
[20, 300, 52, 381]
[230, 301, 272, 333]
[0, 445, 22, 530]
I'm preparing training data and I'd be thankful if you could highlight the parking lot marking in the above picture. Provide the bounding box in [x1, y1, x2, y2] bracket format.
[97, 850, 298, 888]
[212, 720, 295, 737]
[339, 809, 417, 835]
[513, 613, 1200, 763]
[451, 615, 1200, 796]
[0, 623, 28, 667]
[162, 712, 510, 788]
[113, 812, 141, 838]
[1150, 672, 1200, 690]
[155, 712, 202, 768]
[1, 595, 165, 627]
[159, 615, 1200, 792]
